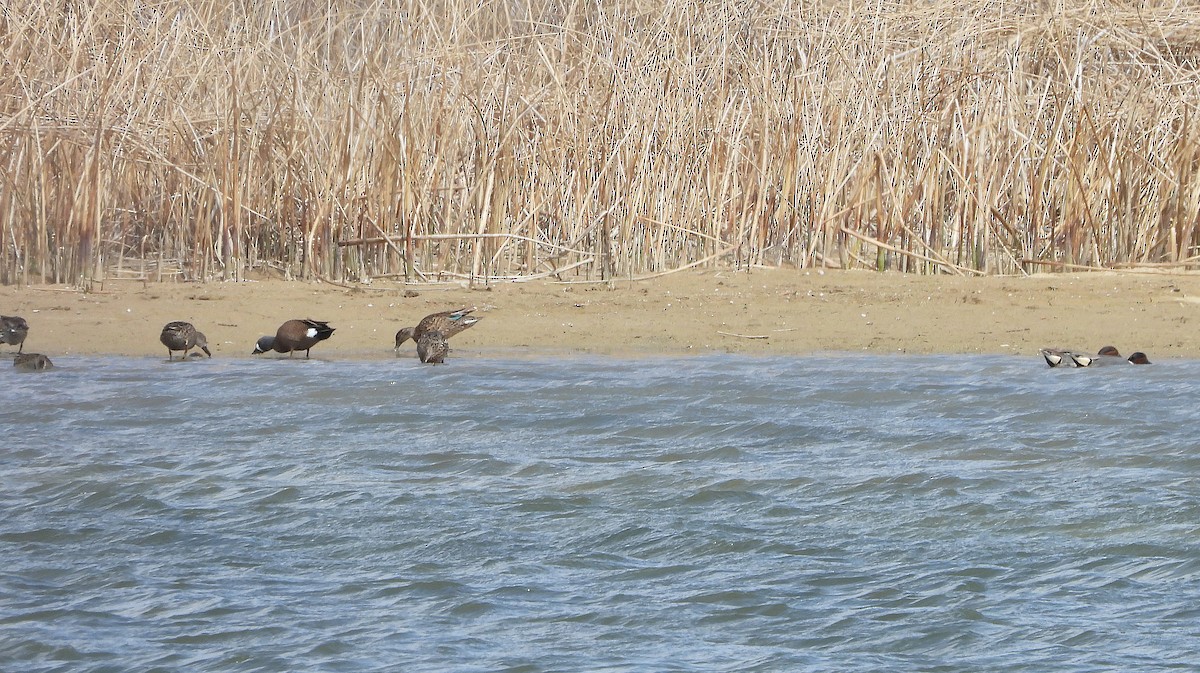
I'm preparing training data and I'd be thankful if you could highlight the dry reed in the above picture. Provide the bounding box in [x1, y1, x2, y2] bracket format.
[3, 0, 1200, 286]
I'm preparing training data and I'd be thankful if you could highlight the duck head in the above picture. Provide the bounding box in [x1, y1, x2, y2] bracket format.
[252, 336, 275, 354]
[195, 331, 212, 357]
[394, 327, 414, 349]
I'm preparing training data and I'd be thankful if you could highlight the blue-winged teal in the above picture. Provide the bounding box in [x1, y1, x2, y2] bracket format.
[1, 315, 29, 353]
[1070, 350, 1151, 366]
[252, 319, 335, 358]
[160, 321, 211, 360]
[1040, 345, 1120, 368]
[395, 307, 481, 349]
[13, 353, 52, 371]
[417, 330, 449, 364]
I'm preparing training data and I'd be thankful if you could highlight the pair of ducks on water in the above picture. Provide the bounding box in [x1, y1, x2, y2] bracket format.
[1040, 346, 1151, 367]
[0, 315, 50, 371]
[2, 308, 481, 371]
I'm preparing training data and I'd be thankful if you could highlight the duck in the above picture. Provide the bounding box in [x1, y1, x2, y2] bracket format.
[1070, 350, 1151, 366]
[1040, 345, 1120, 368]
[395, 307, 481, 350]
[0, 315, 29, 353]
[13, 353, 52, 371]
[417, 330, 449, 364]
[252, 319, 335, 358]
[160, 321, 212, 360]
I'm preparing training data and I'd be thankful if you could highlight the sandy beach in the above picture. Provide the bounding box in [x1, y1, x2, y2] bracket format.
[1, 269, 1198, 360]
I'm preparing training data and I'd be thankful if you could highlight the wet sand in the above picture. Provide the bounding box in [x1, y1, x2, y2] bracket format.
[1, 269, 1198, 360]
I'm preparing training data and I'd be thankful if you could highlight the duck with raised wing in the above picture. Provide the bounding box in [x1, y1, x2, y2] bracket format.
[417, 330, 449, 364]
[13, 353, 52, 371]
[160, 321, 212, 360]
[1070, 350, 1151, 367]
[1, 315, 29, 353]
[395, 307, 481, 350]
[1040, 345, 1120, 368]
[252, 319, 335, 358]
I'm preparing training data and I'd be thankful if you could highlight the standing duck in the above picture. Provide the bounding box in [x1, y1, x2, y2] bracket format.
[252, 319, 335, 358]
[13, 353, 53, 371]
[1, 315, 29, 353]
[395, 307, 481, 350]
[417, 330, 449, 364]
[1040, 345, 1120, 368]
[160, 321, 212, 360]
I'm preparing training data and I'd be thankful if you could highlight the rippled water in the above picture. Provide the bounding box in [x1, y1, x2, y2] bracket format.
[2, 354, 1199, 672]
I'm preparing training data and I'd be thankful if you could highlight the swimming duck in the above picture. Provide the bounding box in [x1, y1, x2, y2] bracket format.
[1070, 350, 1151, 366]
[394, 307, 481, 349]
[252, 319, 335, 358]
[1040, 345, 1120, 368]
[160, 321, 212, 360]
[13, 353, 52, 371]
[417, 330, 449, 364]
[1, 315, 29, 353]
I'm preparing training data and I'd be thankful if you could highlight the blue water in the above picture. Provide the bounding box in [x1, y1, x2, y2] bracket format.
[2, 354, 1198, 672]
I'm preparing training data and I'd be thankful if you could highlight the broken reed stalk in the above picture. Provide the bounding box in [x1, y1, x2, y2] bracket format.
[2, 0, 1200, 286]
[718, 331, 770, 340]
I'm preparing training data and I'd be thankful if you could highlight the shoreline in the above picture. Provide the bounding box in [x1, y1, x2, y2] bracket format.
[2, 268, 1198, 360]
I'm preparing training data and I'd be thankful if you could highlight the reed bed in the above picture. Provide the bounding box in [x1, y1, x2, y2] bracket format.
[2, 0, 1200, 285]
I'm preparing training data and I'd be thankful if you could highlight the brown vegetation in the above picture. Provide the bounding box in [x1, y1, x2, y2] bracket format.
[3, 1, 1200, 286]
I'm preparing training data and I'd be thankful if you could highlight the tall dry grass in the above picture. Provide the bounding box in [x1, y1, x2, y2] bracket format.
[2, 0, 1200, 285]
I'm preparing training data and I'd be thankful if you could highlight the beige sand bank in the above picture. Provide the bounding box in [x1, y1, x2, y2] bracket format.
[1, 269, 1197, 360]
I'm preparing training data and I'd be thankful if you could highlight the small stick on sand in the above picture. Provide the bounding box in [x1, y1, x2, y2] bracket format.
[718, 331, 769, 339]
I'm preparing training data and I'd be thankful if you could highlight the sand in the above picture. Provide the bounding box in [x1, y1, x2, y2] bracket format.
[1, 269, 1197, 360]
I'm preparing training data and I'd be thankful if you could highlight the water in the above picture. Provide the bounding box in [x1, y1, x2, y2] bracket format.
[2, 354, 1199, 672]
